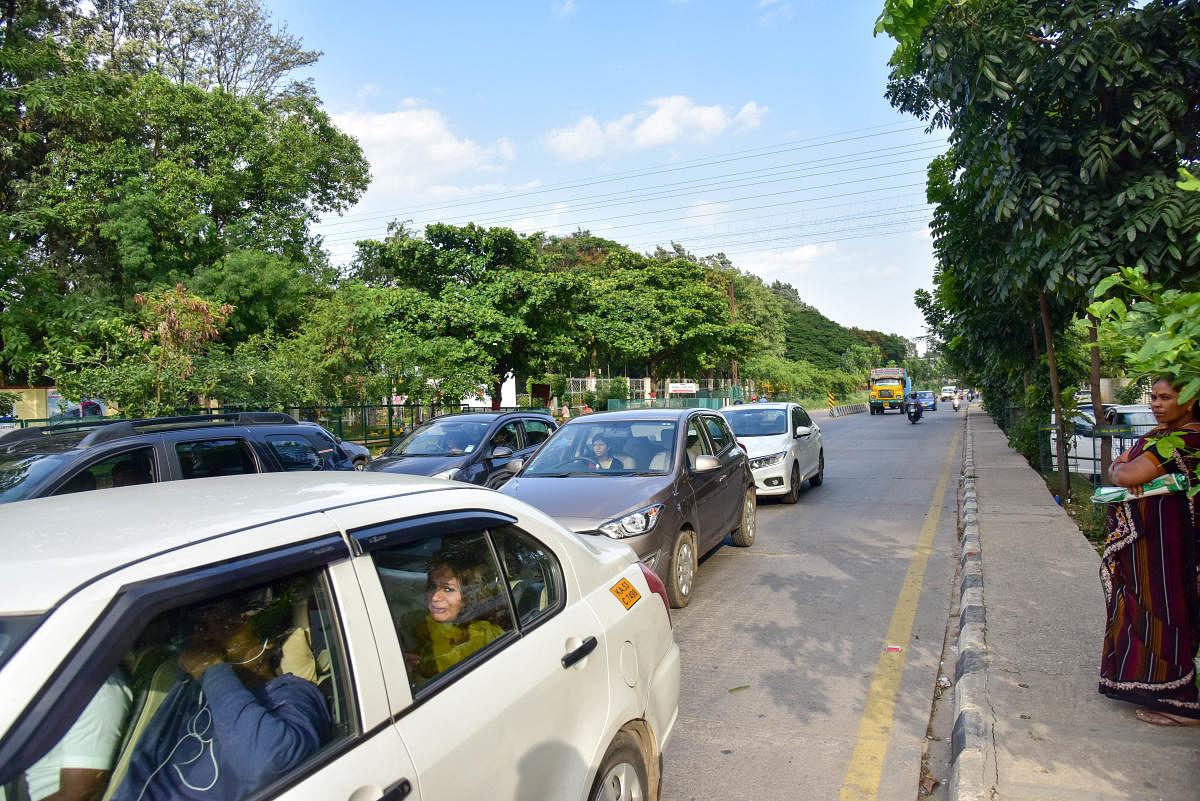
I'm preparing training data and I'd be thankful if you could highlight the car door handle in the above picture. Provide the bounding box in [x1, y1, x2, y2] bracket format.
[562, 636, 598, 669]
[718, 473, 728, 482]
[378, 778, 412, 801]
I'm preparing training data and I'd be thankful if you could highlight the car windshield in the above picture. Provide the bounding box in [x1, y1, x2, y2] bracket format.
[522, 420, 677, 476]
[0, 451, 73, 503]
[723, 408, 788, 436]
[917, 391, 935, 399]
[0, 613, 43, 669]
[1115, 411, 1157, 428]
[386, 419, 491, 457]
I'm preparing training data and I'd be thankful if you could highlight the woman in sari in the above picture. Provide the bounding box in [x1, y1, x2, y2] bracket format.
[1100, 377, 1200, 725]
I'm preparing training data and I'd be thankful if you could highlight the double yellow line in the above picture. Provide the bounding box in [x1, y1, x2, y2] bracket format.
[839, 429, 960, 800]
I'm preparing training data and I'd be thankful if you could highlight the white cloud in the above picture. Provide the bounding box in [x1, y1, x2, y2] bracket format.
[552, 0, 578, 18]
[544, 96, 767, 160]
[756, 0, 793, 26]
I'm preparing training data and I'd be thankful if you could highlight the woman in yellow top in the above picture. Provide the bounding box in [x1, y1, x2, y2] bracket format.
[406, 555, 504, 683]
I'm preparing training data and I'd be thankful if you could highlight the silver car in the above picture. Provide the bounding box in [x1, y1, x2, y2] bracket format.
[500, 408, 756, 608]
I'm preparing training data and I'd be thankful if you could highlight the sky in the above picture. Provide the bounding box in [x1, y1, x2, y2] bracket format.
[270, 0, 945, 342]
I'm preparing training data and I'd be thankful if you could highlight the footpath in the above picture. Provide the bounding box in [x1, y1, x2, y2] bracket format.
[950, 407, 1200, 801]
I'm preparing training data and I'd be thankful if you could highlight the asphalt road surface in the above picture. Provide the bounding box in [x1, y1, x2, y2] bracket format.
[660, 404, 964, 801]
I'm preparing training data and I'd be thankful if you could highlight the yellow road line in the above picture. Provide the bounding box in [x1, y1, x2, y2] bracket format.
[839, 429, 961, 801]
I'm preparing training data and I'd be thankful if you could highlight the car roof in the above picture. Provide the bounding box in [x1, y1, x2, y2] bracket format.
[424, 410, 551, 423]
[0, 473, 451, 613]
[720, 402, 791, 411]
[571, 408, 701, 422]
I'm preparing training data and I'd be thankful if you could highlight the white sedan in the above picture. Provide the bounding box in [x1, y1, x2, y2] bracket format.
[0, 473, 679, 801]
[720, 402, 824, 503]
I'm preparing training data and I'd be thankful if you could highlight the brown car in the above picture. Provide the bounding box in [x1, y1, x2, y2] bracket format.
[499, 408, 756, 607]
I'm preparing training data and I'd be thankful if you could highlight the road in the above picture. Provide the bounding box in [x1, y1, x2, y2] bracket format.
[661, 404, 965, 801]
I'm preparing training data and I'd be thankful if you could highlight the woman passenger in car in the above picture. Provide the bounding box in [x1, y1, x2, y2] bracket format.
[405, 550, 505, 684]
[588, 435, 628, 472]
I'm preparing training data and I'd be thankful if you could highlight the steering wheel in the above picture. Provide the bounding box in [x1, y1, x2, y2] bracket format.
[564, 457, 594, 470]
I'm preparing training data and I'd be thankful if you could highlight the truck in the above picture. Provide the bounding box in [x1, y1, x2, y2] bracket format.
[869, 367, 910, 415]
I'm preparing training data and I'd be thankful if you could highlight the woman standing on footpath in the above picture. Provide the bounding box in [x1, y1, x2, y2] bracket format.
[1100, 376, 1200, 725]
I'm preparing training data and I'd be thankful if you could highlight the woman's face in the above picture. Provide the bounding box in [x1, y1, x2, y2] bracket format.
[428, 565, 464, 623]
[592, 438, 609, 458]
[1150, 380, 1196, 428]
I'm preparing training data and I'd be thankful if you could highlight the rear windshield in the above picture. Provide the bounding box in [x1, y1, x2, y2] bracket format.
[723, 408, 788, 436]
[0, 452, 73, 503]
[0, 613, 43, 668]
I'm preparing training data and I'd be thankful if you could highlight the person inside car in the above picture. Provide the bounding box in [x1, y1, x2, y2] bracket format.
[404, 550, 505, 685]
[110, 594, 331, 801]
[589, 435, 628, 472]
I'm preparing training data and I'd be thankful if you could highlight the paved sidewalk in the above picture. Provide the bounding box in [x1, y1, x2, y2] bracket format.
[951, 408, 1200, 801]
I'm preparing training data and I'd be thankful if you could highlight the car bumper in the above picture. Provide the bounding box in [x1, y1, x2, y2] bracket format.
[749, 462, 790, 496]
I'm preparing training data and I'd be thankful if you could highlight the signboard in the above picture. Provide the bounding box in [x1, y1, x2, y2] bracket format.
[667, 382, 698, 394]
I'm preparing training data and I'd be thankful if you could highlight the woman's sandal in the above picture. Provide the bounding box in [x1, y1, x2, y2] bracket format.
[1135, 708, 1200, 726]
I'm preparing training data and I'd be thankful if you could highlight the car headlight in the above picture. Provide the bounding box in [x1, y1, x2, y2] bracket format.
[748, 451, 786, 470]
[431, 468, 462, 481]
[599, 504, 664, 539]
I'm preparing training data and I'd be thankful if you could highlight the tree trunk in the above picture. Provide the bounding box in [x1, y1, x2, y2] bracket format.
[1087, 313, 1111, 477]
[1040, 290, 1070, 502]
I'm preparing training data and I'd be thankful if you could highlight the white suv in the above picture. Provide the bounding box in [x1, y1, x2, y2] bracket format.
[0, 473, 679, 801]
[720, 402, 824, 503]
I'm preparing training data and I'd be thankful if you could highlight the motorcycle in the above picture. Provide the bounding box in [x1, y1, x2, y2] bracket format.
[905, 399, 923, 424]
[953, 394, 961, 412]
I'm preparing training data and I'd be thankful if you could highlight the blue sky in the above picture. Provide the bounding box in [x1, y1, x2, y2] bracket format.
[272, 0, 943, 341]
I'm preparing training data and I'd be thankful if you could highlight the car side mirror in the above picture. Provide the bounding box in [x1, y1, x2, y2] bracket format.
[794, 425, 811, 438]
[491, 446, 514, 459]
[693, 454, 721, 472]
[504, 457, 524, 473]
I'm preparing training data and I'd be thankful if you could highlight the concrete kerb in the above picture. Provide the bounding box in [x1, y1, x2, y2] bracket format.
[949, 414, 996, 801]
[826, 403, 868, 418]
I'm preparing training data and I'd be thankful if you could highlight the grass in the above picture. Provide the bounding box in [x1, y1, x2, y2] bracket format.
[1040, 470, 1107, 551]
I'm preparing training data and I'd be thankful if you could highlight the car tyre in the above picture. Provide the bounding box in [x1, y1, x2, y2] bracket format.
[353, 458, 367, 471]
[809, 451, 824, 487]
[731, 488, 756, 547]
[588, 731, 649, 801]
[666, 530, 696, 608]
[782, 463, 801, 504]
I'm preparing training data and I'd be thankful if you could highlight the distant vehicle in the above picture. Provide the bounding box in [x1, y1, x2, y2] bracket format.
[915, 390, 938, 411]
[939, 386, 958, 401]
[500, 408, 755, 608]
[365, 411, 555, 488]
[720, 402, 823, 504]
[869, 367, 910, 415]
[0, 412, 355, 503]
[0, 472, 680, 801]
[1049, 404, 1156, 475]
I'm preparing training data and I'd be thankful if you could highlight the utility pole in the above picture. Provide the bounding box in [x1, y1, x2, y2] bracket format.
[728, 276, 738, 386]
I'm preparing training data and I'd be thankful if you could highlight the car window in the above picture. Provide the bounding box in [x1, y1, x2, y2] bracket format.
[685, 418, 714, 469]
[795, 406, 813, 427]
[791, 406, 803, 432]
[522, 418, 553, 448]
[52, 447, 156, 496]
[493, 525, 563, 627]
[266, 434, 324, 471]
[2, 569, 356, 801]
[490, 421, 522, 453]
[369, 529, 517, 695]
[176, 438, 257, 478]
[701, 415, 730, 452]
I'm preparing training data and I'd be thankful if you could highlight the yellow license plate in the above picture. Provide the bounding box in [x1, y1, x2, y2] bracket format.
[610, 578, 641, 609]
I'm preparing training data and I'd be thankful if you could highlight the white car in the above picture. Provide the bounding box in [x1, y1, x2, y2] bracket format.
[1049, 404, 1156, 475]
[720, 402, 824, 503]
[940, 386, 958, 401]
[0, 473, 680, 801]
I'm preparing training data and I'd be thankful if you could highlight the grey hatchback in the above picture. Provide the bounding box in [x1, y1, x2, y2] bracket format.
[499, 408, 755, 607]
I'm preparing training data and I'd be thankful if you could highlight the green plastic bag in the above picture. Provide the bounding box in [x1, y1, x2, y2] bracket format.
[1091, 473, 1188, 504]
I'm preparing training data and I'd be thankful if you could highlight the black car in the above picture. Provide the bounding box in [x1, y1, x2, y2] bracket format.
[0, 412, 356, 503]
[364, 411, 555, 488]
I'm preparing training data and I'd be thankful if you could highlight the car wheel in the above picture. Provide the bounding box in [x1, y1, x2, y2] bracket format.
[666, 530, 697, 608]
[809, 451, 824, 487]
[589, 731, 649, 801]
[353, 458, 367, 471]
[731, 488, 756, 547]
[782, 463, 801, 504]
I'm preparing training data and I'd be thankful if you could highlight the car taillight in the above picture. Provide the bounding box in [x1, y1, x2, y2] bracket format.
[639, 562, 672, 626]
[736, 440, 747, 454]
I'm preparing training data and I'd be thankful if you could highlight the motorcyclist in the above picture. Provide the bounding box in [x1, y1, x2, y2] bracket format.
[953, 392, 962, 412]
[905, 392, 923, 422]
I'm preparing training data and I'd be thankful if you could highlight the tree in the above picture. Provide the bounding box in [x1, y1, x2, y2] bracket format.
[878, 0, 1200, 497]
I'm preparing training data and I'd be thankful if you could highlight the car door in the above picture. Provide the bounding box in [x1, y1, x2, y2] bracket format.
[0, 518, 420, 801]
[683, 414, 727, 550]
[481, 420, 524, 487]
[335, 508, 612, 800]
[47, 444, 159, 496]
[790, 405, 820, 480]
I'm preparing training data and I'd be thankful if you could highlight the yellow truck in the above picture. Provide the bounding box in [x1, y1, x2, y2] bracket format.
[869, 367, 910, 415]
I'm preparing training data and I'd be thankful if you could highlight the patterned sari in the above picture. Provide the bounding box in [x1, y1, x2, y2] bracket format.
[1099, 424, 1200, 717]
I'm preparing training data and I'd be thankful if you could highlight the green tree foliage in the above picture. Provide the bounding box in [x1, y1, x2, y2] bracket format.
[879, 0, 1200, 492]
